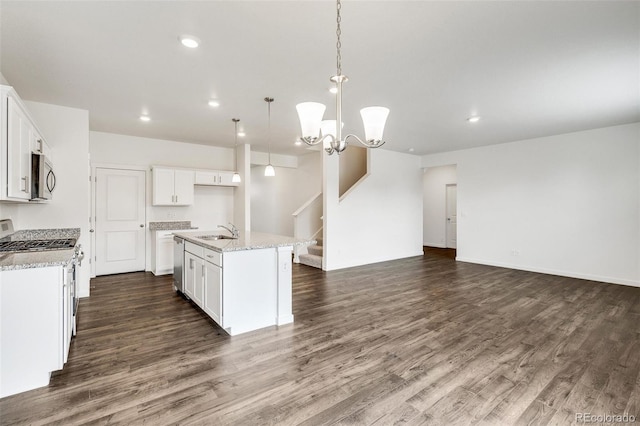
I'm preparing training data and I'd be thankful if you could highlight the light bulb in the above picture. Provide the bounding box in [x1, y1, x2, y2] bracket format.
[264, 164, 275, 177]
[232, 172, 241, 183]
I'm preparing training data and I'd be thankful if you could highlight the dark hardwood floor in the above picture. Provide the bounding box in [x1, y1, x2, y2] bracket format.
[1, 248, 639, 425]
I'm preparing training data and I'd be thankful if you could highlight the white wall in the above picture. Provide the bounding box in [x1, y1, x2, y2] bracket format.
[1, 101, 91, 296]
[324, 149, 424, 270]
[422, 123, 640, 287]
[89, 131, 238, 271]
[251, 151, 321, 237]
[423, 164, 457, 247]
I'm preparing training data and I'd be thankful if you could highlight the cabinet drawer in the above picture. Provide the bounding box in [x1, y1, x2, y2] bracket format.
[204, 248, 222, 267]
[185, 241, 204, 258]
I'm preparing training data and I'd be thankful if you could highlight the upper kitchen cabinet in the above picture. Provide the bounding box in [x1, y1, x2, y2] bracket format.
[152, 166, 195, 206]
[1, 86, 50, 202]
[194, 170, 239, 187]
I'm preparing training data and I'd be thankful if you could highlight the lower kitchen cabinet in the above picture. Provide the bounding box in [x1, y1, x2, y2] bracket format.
[203, 260, 222, 325]
[0, 265, 71, 398]
[183, 251, 201, 301]
[152, 230, 190, 276]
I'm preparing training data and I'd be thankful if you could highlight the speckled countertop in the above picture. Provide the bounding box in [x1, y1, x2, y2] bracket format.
[0, 227, 80, 271]
[148, 221, 198, 231]
[173, 230, 315, 253]
[2, 228, 80, 242]
[0, 249, 75, 271]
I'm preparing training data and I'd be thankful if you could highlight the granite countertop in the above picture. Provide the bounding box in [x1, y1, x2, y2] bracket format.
[173, 230, 315, 253]
[0, 227, 80, 271]
[1, 228, 81, 242]
[0, 249, 75, 271]
[148, 221, 198, 231]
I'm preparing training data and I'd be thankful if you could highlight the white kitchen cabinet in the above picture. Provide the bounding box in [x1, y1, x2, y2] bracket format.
[203, 252, 222, 324]
[0, 265, 71, 398]
[184, 241, 205, 307]
[194, 170, 239, 187]
[151, 230, 176, 275]
[1, 85, 51, 203]
[152, 167, 195, 206]
[152, 229, 193, 276]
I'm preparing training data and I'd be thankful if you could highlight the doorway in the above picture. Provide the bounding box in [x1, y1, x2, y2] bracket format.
[93, 167, 146, 276]
[422, 164, 457, 250]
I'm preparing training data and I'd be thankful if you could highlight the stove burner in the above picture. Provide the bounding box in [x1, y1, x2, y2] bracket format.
[0, 238, 77, 252]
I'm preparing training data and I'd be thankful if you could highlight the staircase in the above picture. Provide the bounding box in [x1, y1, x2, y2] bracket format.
[299, 237, 323, 269]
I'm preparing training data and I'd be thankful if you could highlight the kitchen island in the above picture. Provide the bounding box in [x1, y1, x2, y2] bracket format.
[173, 231, 314, 336]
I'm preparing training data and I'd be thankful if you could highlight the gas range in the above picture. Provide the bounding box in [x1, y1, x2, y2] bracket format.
[0, 238, 77, 252]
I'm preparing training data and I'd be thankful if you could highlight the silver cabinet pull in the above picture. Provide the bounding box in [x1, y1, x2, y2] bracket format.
[21, 176, 28, 192]
[139, 224, 144, 228]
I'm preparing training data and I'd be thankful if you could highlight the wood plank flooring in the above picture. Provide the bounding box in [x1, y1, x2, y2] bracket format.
[1, 248, 639, 425]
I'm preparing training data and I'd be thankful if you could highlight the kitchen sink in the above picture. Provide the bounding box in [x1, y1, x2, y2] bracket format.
[198, 234, 237, 241]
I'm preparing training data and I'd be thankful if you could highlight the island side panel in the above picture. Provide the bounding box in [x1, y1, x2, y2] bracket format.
[222, 248, 278, 336]
[276, 246, 294, 325]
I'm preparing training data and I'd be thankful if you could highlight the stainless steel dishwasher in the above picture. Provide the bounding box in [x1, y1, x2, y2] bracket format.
[173, 236, 185, 295]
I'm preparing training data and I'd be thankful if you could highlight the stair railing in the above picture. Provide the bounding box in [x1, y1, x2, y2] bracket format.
[292, 191, 322, 262]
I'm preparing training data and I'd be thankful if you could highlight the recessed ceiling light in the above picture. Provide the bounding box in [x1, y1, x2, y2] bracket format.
[179, 35, 200, 48]
[140, 115, 151, 122]
[467, 116, 481, 123]
[208, 100, 220, 107]
[408, 148, 415, 152]
[329, 87, 338, 94]
[237, 131, 246, 137]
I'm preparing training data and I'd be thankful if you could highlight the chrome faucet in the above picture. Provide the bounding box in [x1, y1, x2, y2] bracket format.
[218, 223, 239, 238]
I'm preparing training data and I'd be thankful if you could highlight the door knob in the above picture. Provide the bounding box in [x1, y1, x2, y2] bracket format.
[89, 229, 95, 233]
[140, 224, 144, 228]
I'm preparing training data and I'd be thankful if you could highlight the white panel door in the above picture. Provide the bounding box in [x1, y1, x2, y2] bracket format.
[446, 184, 457, 249]
[95, 168, 146, 275]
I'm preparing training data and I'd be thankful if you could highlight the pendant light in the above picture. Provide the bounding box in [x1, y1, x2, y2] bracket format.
[231, 118, 241, 183]
[264, 97, 275, 177]
[296, 0, 390, 155]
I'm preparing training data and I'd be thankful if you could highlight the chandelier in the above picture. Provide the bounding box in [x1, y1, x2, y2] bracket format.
[296, 0, 390, 155]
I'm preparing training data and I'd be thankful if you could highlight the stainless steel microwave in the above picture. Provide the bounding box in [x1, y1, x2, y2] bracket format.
[31, 152, 55, 200]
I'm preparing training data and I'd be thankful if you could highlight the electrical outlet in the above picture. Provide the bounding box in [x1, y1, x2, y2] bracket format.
[511, 249, 521, 256]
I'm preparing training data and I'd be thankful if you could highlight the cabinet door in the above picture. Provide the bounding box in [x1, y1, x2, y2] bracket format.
[154, 232, 175, 275]
[192, 257, 205, 308]
[184, 252, 197, 299]
[218, 171, 239, 187]
[6, 97, 32, 200]
[173, 170, 195, 205]
[204, 261, 222, 325]
[194, 171, 218, 185]
[152, 168, 175, 206]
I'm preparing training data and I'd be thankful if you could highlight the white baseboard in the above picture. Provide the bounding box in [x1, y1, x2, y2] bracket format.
[456, 256, 640, 288]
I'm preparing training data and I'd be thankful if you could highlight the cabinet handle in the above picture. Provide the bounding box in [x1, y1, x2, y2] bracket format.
[176, 195, 179, 203]
[206, 254, 214, 258]
[37, 139, 43, 152]
[189, 259, 194, 269]
[21, 176, 28, 192]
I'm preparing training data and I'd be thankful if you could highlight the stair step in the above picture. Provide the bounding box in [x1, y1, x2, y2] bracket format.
[307, 245, 323, 256]
[299, 253, 322, 269]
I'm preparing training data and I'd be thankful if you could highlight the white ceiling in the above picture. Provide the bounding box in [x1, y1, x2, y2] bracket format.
[1, 1, 638, 156]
